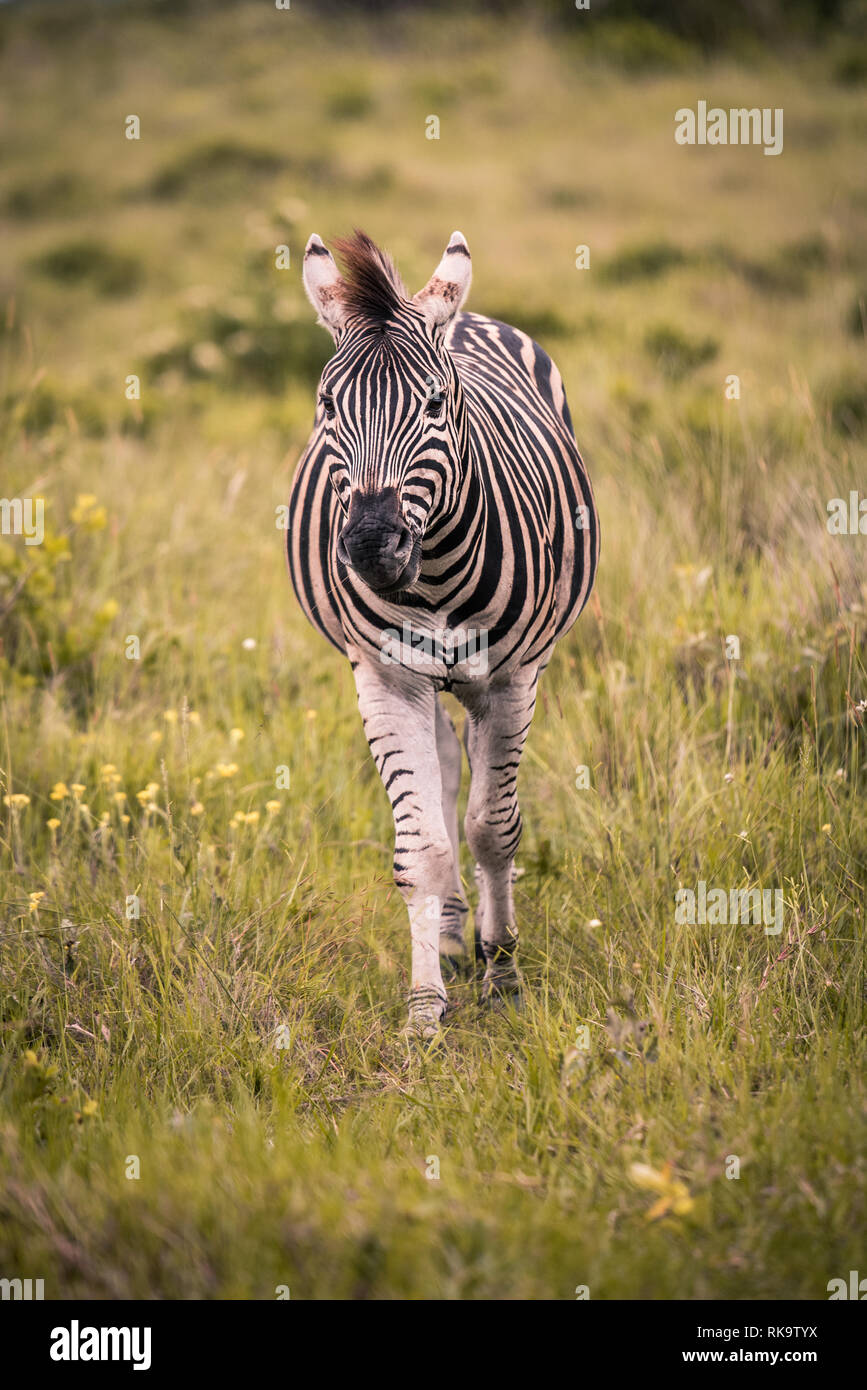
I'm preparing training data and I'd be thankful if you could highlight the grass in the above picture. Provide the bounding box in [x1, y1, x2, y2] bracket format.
[0, 1, 865, 1299]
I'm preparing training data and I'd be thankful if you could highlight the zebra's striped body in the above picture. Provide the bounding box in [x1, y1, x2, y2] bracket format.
[288, 231, 598, 1033]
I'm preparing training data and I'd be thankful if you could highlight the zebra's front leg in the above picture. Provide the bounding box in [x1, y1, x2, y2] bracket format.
[353, 658, 457, 1036]
[462, 676, 539, 1006]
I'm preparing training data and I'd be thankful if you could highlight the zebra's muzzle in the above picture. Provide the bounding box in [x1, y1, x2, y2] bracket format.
[337, 489, 420, 594]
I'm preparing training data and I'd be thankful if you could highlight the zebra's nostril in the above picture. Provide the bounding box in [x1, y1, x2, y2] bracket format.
[390, 525, 413, 562]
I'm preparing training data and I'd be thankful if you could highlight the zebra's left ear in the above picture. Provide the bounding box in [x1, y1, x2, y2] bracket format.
[302, 234, 348, 341]
[413, 231, 471, 328]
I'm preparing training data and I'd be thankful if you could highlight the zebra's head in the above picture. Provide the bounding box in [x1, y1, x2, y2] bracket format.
[302, 229, 472, 596]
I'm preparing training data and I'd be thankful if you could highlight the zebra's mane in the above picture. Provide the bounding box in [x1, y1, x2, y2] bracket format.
[332, 230, 408, 324]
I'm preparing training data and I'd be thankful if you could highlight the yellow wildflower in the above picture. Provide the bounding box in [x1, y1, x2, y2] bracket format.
[70, 493, 97, 522]
[50, 782, 69, 801]
[4, 793, 30, 810]
[71, 494, 106, 530]
[629, 1162, 695, 1221]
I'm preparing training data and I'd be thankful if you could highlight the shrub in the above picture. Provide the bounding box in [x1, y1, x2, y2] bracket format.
[0, 499, 118, 716]
[643, 324, 719, 379]
[30, 239, 143, 297]
[324, 82, 376, 121]
[484, 305, 573, 340]
[826, 372, 867, 437]
[601, 240, 688, 285]
[150, 139, 286, 198]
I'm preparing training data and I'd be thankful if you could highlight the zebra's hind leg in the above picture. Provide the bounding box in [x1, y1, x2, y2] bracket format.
[472, 863, 520, 962]
[435, 698, 470, 964]
[462, 722, 489, 963]
[462, 675, 540, 1008]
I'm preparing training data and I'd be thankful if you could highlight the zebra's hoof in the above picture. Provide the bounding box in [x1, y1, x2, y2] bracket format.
[404, 988, 448, 1040]
[402, 1018, 442, 1043]
[480, 965, 523, 1011]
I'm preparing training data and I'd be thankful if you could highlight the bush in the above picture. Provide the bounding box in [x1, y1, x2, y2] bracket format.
[643, 323, 719, 379]
[601, 240, 688, 285]
[149, 139, 287, 198]
[713, 235, 830, 297]
[324, 81, 376, 120]
[583, 18, 697, 73]
[30, 239, 144, 297]
[0, 498, 118, 715]
[484, 305, 573, 340]
[141, 293, 330, 392]
[833, 41, 867, 85]
[4, 172, 91, 220]
[826, 372, 867, 436]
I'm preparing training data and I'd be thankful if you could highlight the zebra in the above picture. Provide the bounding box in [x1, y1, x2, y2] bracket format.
[287, 230, 599, 1035]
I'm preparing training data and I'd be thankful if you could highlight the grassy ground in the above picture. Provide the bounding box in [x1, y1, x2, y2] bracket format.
[1, 2, 866, 1299]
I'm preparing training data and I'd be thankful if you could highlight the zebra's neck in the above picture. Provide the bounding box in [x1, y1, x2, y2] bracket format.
[416, 404, 487, 597]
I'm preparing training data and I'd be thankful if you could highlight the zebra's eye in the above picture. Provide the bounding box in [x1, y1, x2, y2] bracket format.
[424, 393, 446, 419]
[320, 393, 336, 419]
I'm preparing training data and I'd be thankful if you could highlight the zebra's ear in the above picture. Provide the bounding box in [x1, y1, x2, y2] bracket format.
[302, 234, 347, 340]
[413, 231, 471, 328]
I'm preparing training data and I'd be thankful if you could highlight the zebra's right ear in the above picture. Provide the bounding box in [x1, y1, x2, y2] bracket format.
[413, 231, 472, 328]
[302, 234, 347, 341]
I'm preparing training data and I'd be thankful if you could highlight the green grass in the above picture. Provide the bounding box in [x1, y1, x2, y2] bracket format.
[0, 1, 865, 1299]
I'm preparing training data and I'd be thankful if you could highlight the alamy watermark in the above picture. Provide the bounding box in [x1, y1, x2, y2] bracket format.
[675, 881, 783, 935]
[380, 622, 489, 675]
[827, 492, 866, 535]
[50, 1321, 151, 1371]
[1, 1276, 44, 1299]
[0, 497, 44, 546]
[827, 1270, 867, 1299]
[675, 102, 783, 157]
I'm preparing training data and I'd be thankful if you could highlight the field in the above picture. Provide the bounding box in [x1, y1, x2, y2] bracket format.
[1, 1, 866, 1299]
